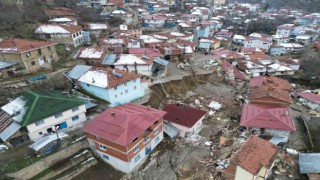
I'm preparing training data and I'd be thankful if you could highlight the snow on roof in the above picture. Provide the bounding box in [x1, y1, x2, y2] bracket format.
[78, 69, 109, 88]
[279, 43, 304, 48]
[119, 24, 128, 30]
[177, 45, 193, 53]
[49, 17, 73, 22]
[170, 32, 185, 37]
[246, 61, 265, 69]
[139, 35, 162, 43]
[191, 11, 202, 15]
[1, 96, 28, 123]
[35, 25, 70, 34]
[179, 23, 191, 27]
[112, 10, 126, 14]
[234, 35, 246, 40]
[79, 48, 104, 59]
[268, 63, 293, 72]
[104, 39, 124, 44]
[114, 54, 147, 65]
[153, 34, 168, 40]
[296, 36, 311, 40]
[89, 23, 108, 30]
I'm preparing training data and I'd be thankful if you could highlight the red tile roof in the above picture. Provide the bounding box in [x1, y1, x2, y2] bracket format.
[298, 92, 320, 104]
[222, 61, 245, 80]
[249, 76, 293, 91]
[249, 86, 292, 105]
[162, 104, 207, 128]
[0, 38, 55, 54]
[224, 135, 279, 176]
[129, 48, 162, 57]
[240, 104, 295, 131]
[82, 103, 166, 146]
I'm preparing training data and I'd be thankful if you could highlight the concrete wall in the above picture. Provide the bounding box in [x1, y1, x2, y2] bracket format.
[165, 115, 204, 137]
[235, 166, 254, 180]
[26, 104, 87, 141]
[244, 40, 272, 50]
[115, 64, 152, 76]
[6, 140, 89, 180]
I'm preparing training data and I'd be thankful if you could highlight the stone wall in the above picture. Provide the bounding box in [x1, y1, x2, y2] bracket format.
[6, 140, 89, 180]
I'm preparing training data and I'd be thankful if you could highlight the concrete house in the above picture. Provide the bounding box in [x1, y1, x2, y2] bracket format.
[35, 24, 84, 47]
[76, 47, 107, 65]
[113, 54, 154, 76]
[82, 23, 109, 38]
[240, 104, 295, 138]
[68, 66, 146, 107]
[221, 136, 279, 180]
[276, 24, 295, 37]
[83, 103, 166, 173]
[244, 37, 272, 51]
[162, 104, 206, 138]
[143, 15, 166, 27]
[0, 38, 58, 73]
[1, 90, 87, 142]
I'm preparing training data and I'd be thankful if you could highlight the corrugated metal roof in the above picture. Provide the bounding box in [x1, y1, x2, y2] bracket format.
[67, 65, 91, 80]
[29, 133, 68, 151]
[0, 122, 21, 141]
[163, 123, 179, 138]
[153, 57, 169, 66]
[102, 54, 117, 65]
[0, 60, 18, 69]
[299, 153, 320, 174]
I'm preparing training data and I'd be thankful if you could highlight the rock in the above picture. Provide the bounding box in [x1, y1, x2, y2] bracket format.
[220, 136, 229, 146]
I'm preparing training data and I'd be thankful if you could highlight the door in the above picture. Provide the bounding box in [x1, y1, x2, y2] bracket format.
[145, 143, 151, 156]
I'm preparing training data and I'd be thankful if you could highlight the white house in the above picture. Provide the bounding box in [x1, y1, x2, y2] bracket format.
[276, 24, 295, 37]
[1, 90, 87, 141]
[35, 24, 84, 47]
[143, 15, 166, 27]
[68, 65, 146, 107]
[113, 54, 153, 76]
[162, 104, 207, 137]
[244, 37, 272, 51]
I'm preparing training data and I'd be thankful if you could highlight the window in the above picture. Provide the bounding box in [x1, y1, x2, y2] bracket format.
[114, 86, 117, 90]
[87, 84, 90, 87]
[73, 34, 76, 38]
[55, 113, 63, 119]
[48, 46, 51, 51]
[144, 136, 150, 143]
[125, 89, 128, 94]
[134, 86, 137, 90]
[72, 115, 79, 121]
[99, 144, 106, 150]
[133, 79, 136, 82]
[76, 32, 79, 36]
[132, 145, 139, 153]
[35, 120, 44, 126]
[124, 83, 127, 86]
[39, 132, 43, 135]
[155, 136, 160, 143]
[72, 107, 79, 112]
[115, 95, 117, 98]
[154, 128, 159, 135]
[103, 154, 109, 160]
[26, 52, 31, 58]
[31, 61, 36, 66]
[79, 31, 82, 35]
[38, 49, 42, 55]
[134, 154, 141, 162]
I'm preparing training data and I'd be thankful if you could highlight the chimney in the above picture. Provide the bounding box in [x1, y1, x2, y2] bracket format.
[111, 112, 115, 116]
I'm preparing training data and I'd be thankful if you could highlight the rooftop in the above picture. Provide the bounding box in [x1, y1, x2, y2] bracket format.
[0, 38, 55, 54]
[82, 103, 166, 146]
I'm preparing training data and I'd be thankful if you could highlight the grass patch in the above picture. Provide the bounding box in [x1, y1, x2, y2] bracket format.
[1, 155, 42, 174]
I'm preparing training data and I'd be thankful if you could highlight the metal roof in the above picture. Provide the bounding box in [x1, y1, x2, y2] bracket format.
[102, 54, 117, 65]
[29, 133, 68, 151]
[0, 122, 21, 141]
[0, 60, 18, 70]
[67, 65, 91, 80]
[299, 153, 320, 174]
[153, 57, 169, 66]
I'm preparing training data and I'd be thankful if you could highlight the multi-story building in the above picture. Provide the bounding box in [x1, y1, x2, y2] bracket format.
[83, 103, 166, 173]
[0, 38, 58, 73]
[1, 90, 87, 142]
[35, 24, 84, 47]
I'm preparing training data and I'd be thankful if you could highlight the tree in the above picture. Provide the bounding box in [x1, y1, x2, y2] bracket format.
[107, 17, 125, 27]
[0, 2, 24, 30]
[300, 47, 320, 87]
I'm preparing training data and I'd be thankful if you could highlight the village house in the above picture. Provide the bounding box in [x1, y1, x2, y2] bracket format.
[35, 24, 84, 47]
[215, 29, 233, 39]
[272, 35, 290, 44]
[119, 24, 142, 36]
[244, 37, 272, 51]
[143, 15, 166, 27]
[162, 103, 207, 138]
[298, 92, 320, 112]
[269, 43, 304, 56]
[48, 17, 78, 25]
[276, 24, 296, 37]
[129, 48, 162, 58]
[0, 90, 87, 143]
[0, 38, 58, 73]
[68, 66, 146, 107]
[240, 47, 265, 54]
[82, 23, 109, 39]
[43, 7, 75, 19]
[248, 76, 293, 107]
[76, 47, 107, 65]
[113, 54, 154, 76]
[156, 44, 182, 61]
[112, 10, 133, 24]
[222, 60, 245, 84]
[198, 38, 221, 54]
[82, 103, 166, 173]
[240, 104, 295, 138]
[221, 136, 279, 180]
[99, 38, 126, 54]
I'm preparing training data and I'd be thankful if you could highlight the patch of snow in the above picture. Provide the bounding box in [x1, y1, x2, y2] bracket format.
[35, 25, 70, 34]
[89, 23, 108, 30]
[79, 48, 104, 59]
[208, 101, 222, 110]
[114, 54, 147, 65]
[78, 69, 109, 88]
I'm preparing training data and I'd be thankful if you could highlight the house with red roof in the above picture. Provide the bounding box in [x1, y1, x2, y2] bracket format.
[82, 103, 166, 173]
[221, 135, 279, 180]
[162, 104, 207, 137]
[298, 92, 320, 111]
[0, 38, 58, 73]
[240, 104, 295, 138]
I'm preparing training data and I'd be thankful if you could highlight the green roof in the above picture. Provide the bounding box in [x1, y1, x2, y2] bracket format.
[19, 90, 86, 126]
